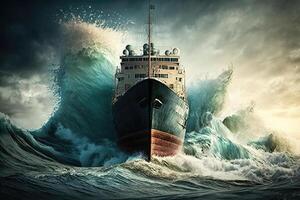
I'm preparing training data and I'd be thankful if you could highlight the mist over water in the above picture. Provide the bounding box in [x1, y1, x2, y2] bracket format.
[0, 20, 299, 199]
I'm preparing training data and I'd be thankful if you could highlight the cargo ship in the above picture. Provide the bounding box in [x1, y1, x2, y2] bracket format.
[112, 4, 189, 160]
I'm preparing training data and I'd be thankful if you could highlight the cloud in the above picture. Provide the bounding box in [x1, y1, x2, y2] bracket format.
[0, 72, 57, 129]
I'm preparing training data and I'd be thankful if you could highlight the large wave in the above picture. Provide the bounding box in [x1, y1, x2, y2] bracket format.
[0, 20, 299, 185]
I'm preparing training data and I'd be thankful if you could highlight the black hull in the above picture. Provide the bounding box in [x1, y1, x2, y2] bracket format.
[112, 78, 189, 160]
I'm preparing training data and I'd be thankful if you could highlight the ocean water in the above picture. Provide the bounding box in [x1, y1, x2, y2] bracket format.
[0, 21, 300, 200]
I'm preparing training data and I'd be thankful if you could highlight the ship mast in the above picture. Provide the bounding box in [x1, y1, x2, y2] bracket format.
[147, 0, 153, 77]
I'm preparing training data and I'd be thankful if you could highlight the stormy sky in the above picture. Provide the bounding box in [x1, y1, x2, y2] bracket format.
[0, 0, 300, 138]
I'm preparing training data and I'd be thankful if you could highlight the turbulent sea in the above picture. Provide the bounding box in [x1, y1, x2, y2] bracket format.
[0, 21, 300, 200]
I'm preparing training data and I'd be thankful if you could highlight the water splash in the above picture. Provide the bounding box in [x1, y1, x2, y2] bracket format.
[187, 69, 233, 132]
[39, 20, 123, 142]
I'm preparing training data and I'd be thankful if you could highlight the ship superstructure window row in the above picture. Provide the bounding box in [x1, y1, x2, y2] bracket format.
[124, 66, 144, 70]
[122, 57, 178, 62]
[135, 74, 146, 78]
[158, 65, 177, 70]
[154, 74, 168, 78]
[124, 65, 178, 70]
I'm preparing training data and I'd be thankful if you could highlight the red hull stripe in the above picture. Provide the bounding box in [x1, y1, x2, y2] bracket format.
[151, 129, 182, 156]
[151, 129, 182, 146]
[151, 137, 179, 150]
[117, 129, 183, 157]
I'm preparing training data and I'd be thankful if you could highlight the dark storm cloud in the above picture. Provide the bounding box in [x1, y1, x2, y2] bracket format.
[0, 1, 62, 77]
[1, 0, 299, 78]
[0, 72, 13, 87]
[0, 0, 146, 78]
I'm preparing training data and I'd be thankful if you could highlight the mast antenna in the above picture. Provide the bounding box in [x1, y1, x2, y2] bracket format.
[148, 1, 155, 77]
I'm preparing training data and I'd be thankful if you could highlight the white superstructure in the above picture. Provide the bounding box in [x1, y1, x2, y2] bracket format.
[114, 44, 186, 102]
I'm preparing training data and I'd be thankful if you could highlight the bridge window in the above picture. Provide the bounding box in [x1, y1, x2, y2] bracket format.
[169, 66, 175, 70]
[130, 66, 133, 69]
[117, 77, 124, 81]
[179, 78, 182, 82]
[125, 67, 128, 70]
[135, 74, 146, 78]
[154, 74, 168, 78]
[162, 65, 168, 69]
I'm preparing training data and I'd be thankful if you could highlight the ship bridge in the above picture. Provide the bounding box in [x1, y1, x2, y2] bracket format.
[114, 43, 186, 101]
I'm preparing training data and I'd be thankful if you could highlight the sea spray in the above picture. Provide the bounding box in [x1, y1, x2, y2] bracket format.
[41, 21, 123, 142]
[187, 69, 233, 132]
[53, 124, 128, 166]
